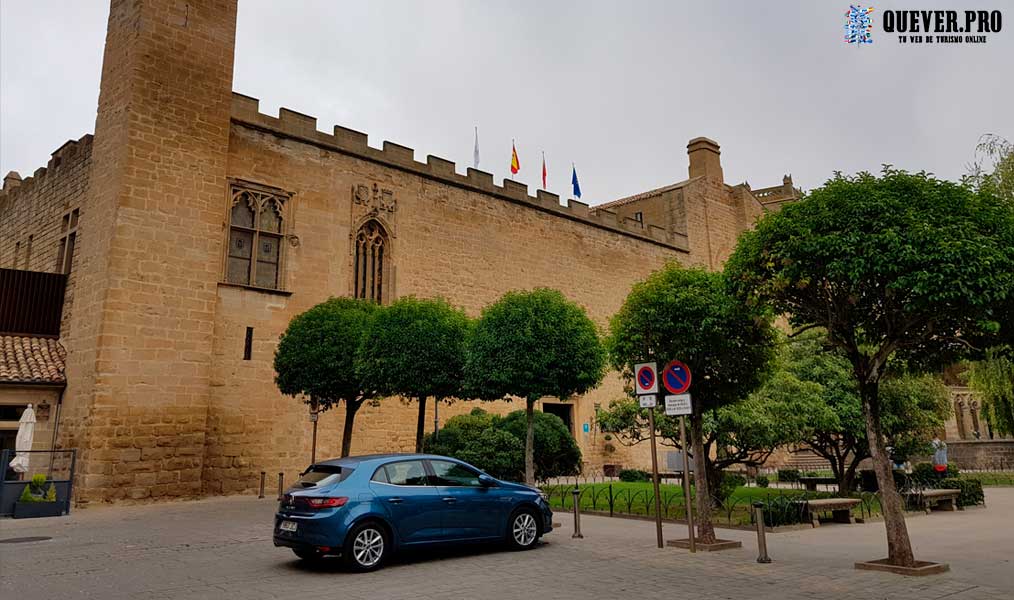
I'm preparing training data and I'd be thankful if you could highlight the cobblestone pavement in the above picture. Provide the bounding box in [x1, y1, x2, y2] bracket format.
[1, 489, 1011, 600]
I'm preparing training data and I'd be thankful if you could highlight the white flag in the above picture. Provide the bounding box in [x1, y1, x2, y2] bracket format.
[473, 126, 480, 169]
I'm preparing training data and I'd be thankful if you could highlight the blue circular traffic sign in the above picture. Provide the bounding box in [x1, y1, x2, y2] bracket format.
[636, 365, 656, 393]
[662, 360, 691, 394]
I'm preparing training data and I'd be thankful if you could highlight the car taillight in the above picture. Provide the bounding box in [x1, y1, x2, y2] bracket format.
[304, 497, 348, 509]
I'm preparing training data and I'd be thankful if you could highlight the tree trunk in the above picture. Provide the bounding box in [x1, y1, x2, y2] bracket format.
[340, 400, 361, 458]
[415, 396, 428, 453]
[860, 380, 916, 567]
[842, 454, 864, 496]
[690, 412, 716, 544]
[525, 397, 536, 485]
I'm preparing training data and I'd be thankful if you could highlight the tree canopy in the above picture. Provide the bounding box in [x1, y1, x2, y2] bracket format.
[725, 167, 1014, 566]
[274, 297, 379, 457]
[752, 331, 951, 492]
[357, 296, 471, 451]
[464, 288, 605, 484]
[606, 264, 775, 543]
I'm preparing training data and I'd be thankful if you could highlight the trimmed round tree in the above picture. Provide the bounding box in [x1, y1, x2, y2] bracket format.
[726, 168, 1014, 567]
[464, 289, 605, 485]
[274, 297, 378, 457]
[357, 296, 471, 452]
[607, 264, 775, 544]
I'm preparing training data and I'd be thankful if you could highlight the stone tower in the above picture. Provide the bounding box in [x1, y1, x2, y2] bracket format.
[64, 0, 238, 501]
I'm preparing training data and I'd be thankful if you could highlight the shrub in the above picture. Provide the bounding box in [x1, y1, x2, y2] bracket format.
[618, 469, 650, 482]
[804, 471, 819, 478]
[756, 475, 770, 488]
[910, 462, 960, 487]
[456, 428, 524, 482]
[938, 478, 985, 507]
[17, 474, 55, 503]
[714, 472, 747, 504]
[422, 408, 581, 482]
[761, 495, 808, 527]
[777, 468, 801, 483]
[500, 410, 582, 480]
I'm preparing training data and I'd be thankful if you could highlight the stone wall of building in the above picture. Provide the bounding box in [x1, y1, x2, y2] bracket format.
[0, 136, 92, 333]
[1, 0, 791, 502]
[201, 103, 696, 493]
[929, 440, 1014, 470]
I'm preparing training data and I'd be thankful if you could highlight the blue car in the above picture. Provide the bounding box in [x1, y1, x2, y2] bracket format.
[273, 453, 553, 571]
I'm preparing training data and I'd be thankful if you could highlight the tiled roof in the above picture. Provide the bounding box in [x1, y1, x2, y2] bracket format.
[0, 335, 67, 384]
[591, 177, 696, 211]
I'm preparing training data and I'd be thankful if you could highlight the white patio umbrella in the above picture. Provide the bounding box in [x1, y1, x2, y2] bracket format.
[8, 403, 36, 474]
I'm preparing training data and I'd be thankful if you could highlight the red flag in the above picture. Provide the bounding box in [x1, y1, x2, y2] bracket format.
[541, 152, 547, 189]
[510, 141, 520, 175]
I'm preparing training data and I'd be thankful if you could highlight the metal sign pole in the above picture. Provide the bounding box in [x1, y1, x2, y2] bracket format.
[679, 415, 696, 553]
[647, 407, 664, 549]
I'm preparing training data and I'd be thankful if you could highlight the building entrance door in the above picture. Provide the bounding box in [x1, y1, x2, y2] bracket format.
[542, 402, 574, 436]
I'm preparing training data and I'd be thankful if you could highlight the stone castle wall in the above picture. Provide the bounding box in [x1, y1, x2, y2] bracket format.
[202, 102, 691, 494]
[2, 0, 782, 502]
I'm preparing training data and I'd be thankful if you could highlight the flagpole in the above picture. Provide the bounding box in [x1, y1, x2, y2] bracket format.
[511, 138, 515, 181]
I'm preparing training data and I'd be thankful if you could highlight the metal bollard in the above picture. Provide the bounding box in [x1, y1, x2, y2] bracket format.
[571, 486, 584, 539]
[753, 502, 771, 563]
[258, 471, 266, 499]
[277, 472, 285, 501]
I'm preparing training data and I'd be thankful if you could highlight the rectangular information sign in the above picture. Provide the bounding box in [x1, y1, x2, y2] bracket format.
[664, 393, 692, 416]
[638, 394, 657, 408]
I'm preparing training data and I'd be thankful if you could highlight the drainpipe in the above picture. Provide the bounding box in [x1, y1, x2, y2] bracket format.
[48, 386, 65, 477]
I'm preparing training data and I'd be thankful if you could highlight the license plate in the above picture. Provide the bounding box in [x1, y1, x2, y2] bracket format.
[280, 520, 297, 533]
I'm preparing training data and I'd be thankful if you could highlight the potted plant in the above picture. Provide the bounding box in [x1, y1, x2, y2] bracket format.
[13, 474, 64, 518]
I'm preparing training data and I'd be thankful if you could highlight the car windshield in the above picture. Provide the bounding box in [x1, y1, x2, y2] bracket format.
[296, 464, 353, 488]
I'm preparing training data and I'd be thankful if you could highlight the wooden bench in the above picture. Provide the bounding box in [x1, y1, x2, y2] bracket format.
[798, 476, 838, 491]
[793, 497, 861, 527]
[918, 489, 961, 513]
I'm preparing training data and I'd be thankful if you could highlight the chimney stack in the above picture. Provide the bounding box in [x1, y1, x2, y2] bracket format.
[687, 137, 723, 181]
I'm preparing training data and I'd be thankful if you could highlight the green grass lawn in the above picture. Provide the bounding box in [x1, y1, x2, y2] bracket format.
[960, 471, 1014, 486]
[539, 482, 882, 526]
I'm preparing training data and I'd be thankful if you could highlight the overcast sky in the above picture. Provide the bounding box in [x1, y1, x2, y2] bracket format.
[2, 1, 1011, 204]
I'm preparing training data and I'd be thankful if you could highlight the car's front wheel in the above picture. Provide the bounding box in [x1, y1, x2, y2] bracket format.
[507, 508, 540, 550]
[343, 521, 389, 572]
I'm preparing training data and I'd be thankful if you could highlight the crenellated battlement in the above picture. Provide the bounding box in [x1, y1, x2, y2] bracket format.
[229, 93, 687, 251]
[1, 134, 94, 205]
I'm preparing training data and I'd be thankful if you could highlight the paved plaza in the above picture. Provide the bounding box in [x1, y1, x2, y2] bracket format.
[1, 489, 1012, 600]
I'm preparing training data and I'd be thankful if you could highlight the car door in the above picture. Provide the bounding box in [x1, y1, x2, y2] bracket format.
[428, 459, 501, 540]
[369, 459, 444, 545]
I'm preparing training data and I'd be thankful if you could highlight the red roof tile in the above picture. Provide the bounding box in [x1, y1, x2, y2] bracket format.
[0, 335, 66, 384]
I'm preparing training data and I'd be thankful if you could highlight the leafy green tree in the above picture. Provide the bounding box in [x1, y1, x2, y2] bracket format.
[274, 297, 379, 457]
[726, 168, 1014, 567]
[464, 289, 605, 485]
[967, 348, 1014, 437]
[357, 296, 471, 452]
[753, 332, 951, 494]
[607, 264, 775, 544]
[965, 134, 1013, 203]
[422, 408, 580, 482]
[596, 396, 796, 502]
[963, 136, 1014, 438]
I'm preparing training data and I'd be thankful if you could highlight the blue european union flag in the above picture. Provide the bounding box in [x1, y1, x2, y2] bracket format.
[572, 165, 582, 199]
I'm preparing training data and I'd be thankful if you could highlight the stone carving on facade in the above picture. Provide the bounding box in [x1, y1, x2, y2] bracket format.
[352, 183, 397, 218]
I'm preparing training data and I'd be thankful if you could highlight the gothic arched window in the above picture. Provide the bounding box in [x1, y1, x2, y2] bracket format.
[226, 184, 288, 289]
[353, 220, 389, 303]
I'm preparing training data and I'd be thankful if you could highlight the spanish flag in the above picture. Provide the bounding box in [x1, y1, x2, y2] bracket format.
[510, 140, 520, 175]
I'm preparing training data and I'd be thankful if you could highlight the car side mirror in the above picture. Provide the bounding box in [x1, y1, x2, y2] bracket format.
[478, 474, 496, 487]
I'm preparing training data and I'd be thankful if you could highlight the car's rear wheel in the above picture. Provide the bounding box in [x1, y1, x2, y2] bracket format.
[507, 508, 540, 550]
[343, 521, 389, 572]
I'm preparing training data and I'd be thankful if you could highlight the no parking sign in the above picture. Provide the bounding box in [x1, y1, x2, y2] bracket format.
[634, 362, 658, 395]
